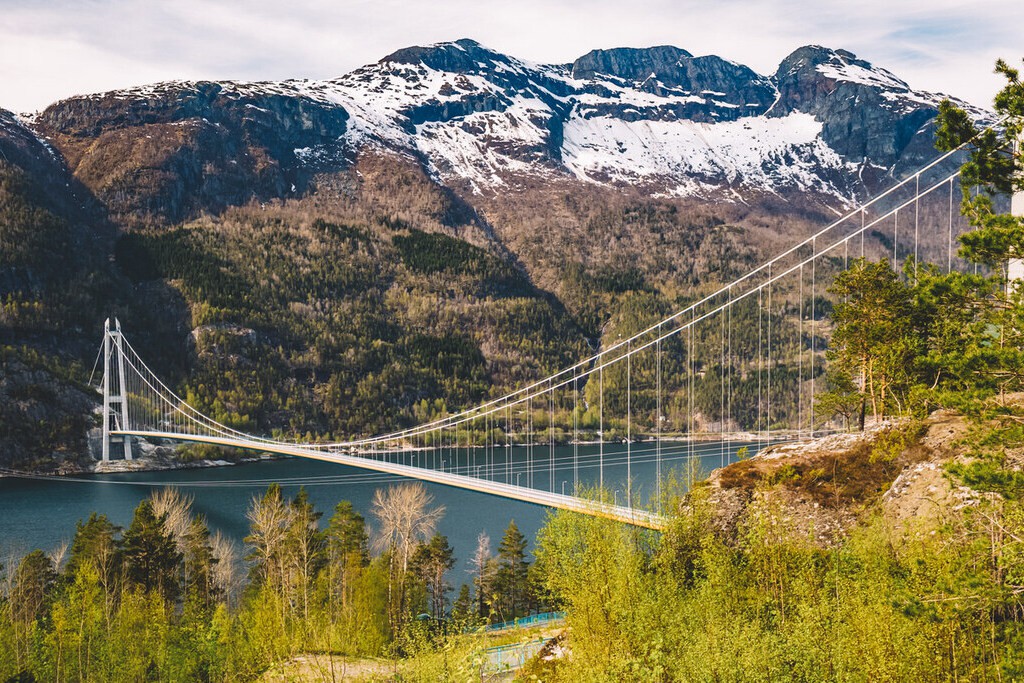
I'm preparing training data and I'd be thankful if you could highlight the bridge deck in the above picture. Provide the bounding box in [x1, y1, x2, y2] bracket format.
[113, 430, 667, 530]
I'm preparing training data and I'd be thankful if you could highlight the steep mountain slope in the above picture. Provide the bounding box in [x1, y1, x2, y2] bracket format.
[0, 109, 116, 468]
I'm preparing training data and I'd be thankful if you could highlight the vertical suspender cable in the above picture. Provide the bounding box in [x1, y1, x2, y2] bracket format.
[893, 208, 899, 267]
[687, 309, 694, 486]
[626, 341, 631, 509]
[798, 261, 804, 436]
[573, 367, 578, 490]
[727, 286, 732, 463]
[656, 329, 662, 512]
[860, 208, 865, 258]
[767, 265, 772, 449]
[549, 380, 554, 493]
[948, 177, 955, 272]
[599, 361, 604, 491]
[810, 237, 816, 435]
[757, 286, 763, 449]
[914, 173, 920, 281]
[720, 293, 726, 467]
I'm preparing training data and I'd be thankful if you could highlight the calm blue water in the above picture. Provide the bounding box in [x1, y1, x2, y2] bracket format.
[0, 439, 753, 577]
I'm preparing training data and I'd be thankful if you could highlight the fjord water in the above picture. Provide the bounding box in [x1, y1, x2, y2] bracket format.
[0, 440, 754, 569]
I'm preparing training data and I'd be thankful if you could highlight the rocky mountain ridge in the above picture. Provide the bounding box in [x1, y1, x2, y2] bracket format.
[23, 40, 990, 225]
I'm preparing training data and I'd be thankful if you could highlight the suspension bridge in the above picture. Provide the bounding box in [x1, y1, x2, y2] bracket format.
[92, 136, 1012, 531]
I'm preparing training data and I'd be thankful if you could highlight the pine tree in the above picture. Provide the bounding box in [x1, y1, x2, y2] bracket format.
[10, 550, 55, 667]
[451, 583, 474, 629]
[64, 512, 120, 599]
[827, 258, 917, 425]
[496, 520, 530, 620]
[936, 60, 1024, 399]
[121, 499, 181, 604]
[183, 515, 217, 609]
[326, 500, 368, 610]
[411, 533, 455, 622]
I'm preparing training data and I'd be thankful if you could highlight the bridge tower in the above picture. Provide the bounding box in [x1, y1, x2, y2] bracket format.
[101, 317, 133, 461]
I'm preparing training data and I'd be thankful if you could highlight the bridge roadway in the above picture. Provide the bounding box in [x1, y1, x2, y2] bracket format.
[113, 430, 667, 530]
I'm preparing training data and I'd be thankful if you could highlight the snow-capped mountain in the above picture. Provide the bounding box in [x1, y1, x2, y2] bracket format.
[27, 40, 989, 222]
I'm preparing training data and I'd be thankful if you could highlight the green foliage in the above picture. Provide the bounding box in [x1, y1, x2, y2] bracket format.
[411, 533, 455, 622]
[828, 258, 918, 422]
[109, 215, 587, 440]
[392, 228, 533, 297]
[532, 493, 1024, 681]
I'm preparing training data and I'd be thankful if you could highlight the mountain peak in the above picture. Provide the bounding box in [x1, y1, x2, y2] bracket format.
[380, 38, 511, 73]
[776, 45, 909, 91]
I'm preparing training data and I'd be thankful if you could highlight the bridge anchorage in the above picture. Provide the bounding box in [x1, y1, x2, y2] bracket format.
[96, 136, 997, 530]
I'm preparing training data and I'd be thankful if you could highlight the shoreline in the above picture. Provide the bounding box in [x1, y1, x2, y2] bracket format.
[3, 429, 817, 478]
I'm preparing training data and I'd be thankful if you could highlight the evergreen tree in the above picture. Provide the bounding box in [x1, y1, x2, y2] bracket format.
[121, 499, 181, 603]
[326, 500, 368, 610]
[183, 514, 217, 609]
[450, 583, 474, 629]
[827, 258, 917, 425]
[496, 520, 530, 620]
[411, 533, 455, 622]
[64, 512, 120, 592]
[10, 550, 55, 667]
[935, 60, 1024, 399]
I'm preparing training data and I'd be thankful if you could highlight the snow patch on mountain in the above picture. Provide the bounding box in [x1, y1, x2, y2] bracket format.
[562, 112, 853, 198]
[816, 62, 908, 91]
[414, 97, 556, 193]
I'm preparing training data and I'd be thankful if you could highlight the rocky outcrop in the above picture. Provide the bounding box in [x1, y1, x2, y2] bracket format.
[0, 355, 96, 470]
[36, 82, 349, 224]
[703, 412, 989, 547]
[572, 46, 777, 122]
[771, 46, 969, 186]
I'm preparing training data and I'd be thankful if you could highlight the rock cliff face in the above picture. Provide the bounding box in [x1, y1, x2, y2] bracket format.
[571, 46, 777, 122]
[35, 82, 349, 224]
[771, 46, 951, 182]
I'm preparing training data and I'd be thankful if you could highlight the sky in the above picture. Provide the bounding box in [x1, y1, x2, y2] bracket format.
[0, 0, 1021, 113]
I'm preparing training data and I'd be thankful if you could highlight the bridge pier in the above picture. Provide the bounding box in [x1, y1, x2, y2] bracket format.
[101, 317, 132, 461]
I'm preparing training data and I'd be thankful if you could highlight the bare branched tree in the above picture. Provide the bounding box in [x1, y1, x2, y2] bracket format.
[210, 530, 241, 606]
[470, 531, 496, 619]
[371, 482, 444, 631]
[47, 540, 69, 574]
[245, 484, 292, 595]
[150, 487, 194, 551]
